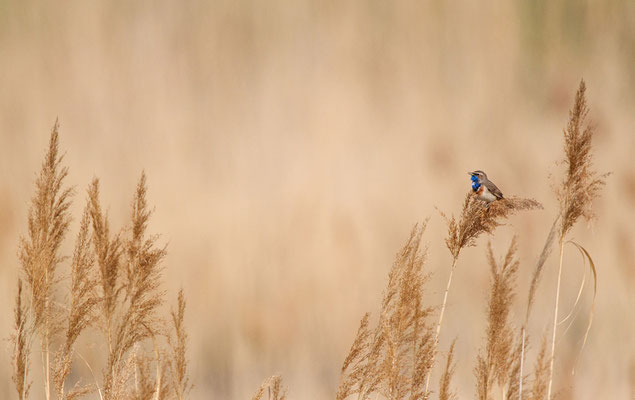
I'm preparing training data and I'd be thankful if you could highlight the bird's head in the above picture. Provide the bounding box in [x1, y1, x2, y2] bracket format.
[468, 170, 487, 183]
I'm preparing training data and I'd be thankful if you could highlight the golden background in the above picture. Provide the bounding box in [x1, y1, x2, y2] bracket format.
[0, 1, 633, 398]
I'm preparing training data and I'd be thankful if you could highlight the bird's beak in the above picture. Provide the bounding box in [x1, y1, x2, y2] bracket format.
[468, 171, 474, 175]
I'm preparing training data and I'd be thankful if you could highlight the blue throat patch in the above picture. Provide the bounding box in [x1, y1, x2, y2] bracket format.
[471, 175, 481, 192]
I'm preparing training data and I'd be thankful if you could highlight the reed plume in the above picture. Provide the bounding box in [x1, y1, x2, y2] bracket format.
[252, 375, 287, 400]
[336, 312, 374, 400]
[337, 223, 435, 400]
[427, 194, 541, 392]
[18, 121, 73, 400]
[9, 124, 193, 400]
[103, 172, 167, 400]
[169, 289, 192, 400]
[546, 80, 606, 399]
[475, 238, 521, 400]
[130, 346, 158, 400]
[53, 206, 99, 400]
[529, 337, 549, 400]
[443, 195, 542, 260]
[439, 340, 457, 400]
[557, 80, 606, 239]
[88, 178, 123, 357]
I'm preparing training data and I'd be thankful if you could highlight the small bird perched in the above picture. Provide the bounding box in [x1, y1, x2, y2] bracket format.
[469, 170, 504, 204]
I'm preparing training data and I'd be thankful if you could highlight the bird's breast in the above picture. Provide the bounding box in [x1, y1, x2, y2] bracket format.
[477, 185, 497, 202]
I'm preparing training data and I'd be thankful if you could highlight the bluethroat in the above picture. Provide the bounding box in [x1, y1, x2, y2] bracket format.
[469, 170, 504, 204]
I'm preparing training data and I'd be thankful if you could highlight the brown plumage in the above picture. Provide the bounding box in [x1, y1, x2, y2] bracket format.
[483, 179, 504, 200]
[470, 170, 504, 202]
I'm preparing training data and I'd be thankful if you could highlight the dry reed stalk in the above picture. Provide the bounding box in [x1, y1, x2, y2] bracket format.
[439, 340, 457, 400]
[18, 121, 73, 400]
[53, 206, 99, 399]
[151, 336, 170, 400]
[546, 80, 606, 399]
[337, 223, 435, 400]
[475, 238, 521, 400]
[12, 280, 32, 400]
[252, 375, 287, 400]
[519, 215, 560, 396]
[507, 333, 527, 400]
[426, 195, 542, 392]
[525, 216, 560, 325]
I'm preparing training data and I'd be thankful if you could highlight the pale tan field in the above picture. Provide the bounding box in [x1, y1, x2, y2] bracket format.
[0, 1, 633, 399]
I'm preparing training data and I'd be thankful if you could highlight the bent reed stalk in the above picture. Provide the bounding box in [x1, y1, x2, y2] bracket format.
[546, 241, 565, 399]
[545, 80, 606, 399]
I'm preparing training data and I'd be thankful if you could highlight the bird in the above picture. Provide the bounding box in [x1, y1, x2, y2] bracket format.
[469, 170, 504, 204]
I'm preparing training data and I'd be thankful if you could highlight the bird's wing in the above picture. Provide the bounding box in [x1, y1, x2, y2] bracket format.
[484, 180, 504, 199]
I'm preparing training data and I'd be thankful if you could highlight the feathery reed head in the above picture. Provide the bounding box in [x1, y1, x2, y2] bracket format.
[54, 205, 99, 399]
[169, 288, 192, 400]
[530, 336, 549, 400]
[337, 312, 371, 400]
[337, 223, 435, 400]
[12, 125, 193, 400]
[475, 237, 522, 399]
[252, 375, 287, 400]
[557, 79, 606, 240]
[442, 193, 542, 259]
[88, 178, 122, 326]
[131, 348, 158, 400]
[104, 172, 167, 399]
[64, 206, 99, 348]
[439, 340, 457, 400]
[19, 121, 73, 336]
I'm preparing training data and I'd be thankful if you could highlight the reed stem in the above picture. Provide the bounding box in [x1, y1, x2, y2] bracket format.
[519, 327, 526, 400]
[547, 240, 565, 399]
[424, 256, 458, 392]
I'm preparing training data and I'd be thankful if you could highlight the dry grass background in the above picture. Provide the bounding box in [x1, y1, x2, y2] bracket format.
[0, 1, 634, 399]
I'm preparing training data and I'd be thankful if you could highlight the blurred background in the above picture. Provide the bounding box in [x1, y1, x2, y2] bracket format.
[0, 1, 633, 398]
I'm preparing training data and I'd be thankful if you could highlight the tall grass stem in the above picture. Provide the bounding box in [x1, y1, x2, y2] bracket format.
[547, 241, 565, 399]
[519, 327, 525, 400]
[424, 256, 458, 392]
